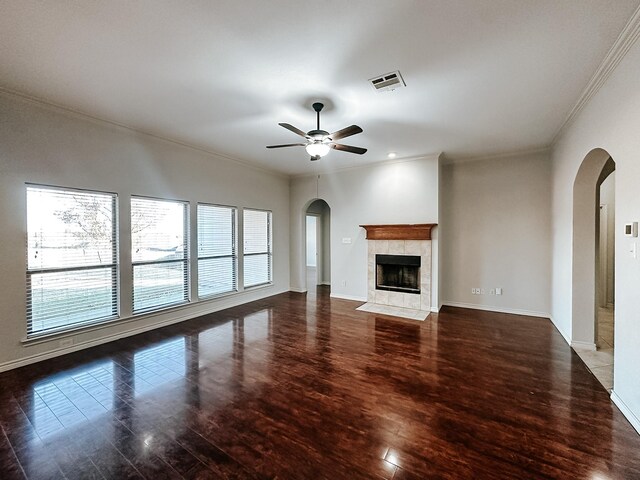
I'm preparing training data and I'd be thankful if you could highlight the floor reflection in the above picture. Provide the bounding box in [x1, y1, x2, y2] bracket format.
[32, 361, 114, 439]
[1, 291, 639, 479]
[134, 337, 186, 397]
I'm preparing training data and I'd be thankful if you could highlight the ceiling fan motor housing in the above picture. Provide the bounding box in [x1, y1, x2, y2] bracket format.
[265, 101, 366, 159]
[307, 129, 330, 139]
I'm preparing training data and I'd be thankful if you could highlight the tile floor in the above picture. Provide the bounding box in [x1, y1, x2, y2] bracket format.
[356, 302, 429, 321]
[573, 305, 614, 391]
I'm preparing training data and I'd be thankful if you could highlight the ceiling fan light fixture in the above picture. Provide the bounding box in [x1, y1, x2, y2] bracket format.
[305, 141, 330, 158]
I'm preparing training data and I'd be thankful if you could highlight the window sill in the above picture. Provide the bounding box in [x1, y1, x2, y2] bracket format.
[21, 283, 276, 346]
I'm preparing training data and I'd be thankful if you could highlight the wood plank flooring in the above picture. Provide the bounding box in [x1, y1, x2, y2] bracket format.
[1, 286, 639, 479]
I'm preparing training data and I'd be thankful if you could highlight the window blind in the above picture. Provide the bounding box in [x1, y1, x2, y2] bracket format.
[197, 204, 237, 297]
[26, 185, 118, 336]
[131, 197, 189, 313]
[243, 209, 272, 288]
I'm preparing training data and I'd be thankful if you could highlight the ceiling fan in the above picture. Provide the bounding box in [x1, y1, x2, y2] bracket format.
[266, 102, 367, 161]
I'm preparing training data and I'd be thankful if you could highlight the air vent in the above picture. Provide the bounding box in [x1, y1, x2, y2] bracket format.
[368, 70, 406, 92]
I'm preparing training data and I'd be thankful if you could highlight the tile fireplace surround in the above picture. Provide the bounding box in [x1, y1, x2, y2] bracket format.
[358, 224, 436, 321]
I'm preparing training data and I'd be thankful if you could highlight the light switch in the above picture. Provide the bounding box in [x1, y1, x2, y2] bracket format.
[342, 237, 352, 244]
[630, 242, 637, 259]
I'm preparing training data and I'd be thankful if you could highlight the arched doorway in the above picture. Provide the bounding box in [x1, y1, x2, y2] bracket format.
[304, 199, 331, 294]
[572, 148, 615, 389]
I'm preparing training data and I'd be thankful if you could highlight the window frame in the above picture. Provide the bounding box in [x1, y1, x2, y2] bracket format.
[130, 195, 190, 314]
[242, 208, 273, 289]
[25, 184, 119, 338]
[196, 202, 238, 299]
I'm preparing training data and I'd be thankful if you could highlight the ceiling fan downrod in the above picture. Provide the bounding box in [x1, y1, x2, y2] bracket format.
[312, 102, 323, 131]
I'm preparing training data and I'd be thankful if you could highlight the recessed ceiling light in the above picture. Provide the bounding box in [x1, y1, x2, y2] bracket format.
[387, 152, 397, 159]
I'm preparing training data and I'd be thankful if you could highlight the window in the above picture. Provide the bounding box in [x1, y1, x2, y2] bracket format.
[197, 204, 237, 297]
[26, 185, 118, 336]
[131, 197, 188, 313]
[243, 209, 272, 287]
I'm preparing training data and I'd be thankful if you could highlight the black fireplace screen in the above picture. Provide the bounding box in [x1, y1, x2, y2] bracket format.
[375, 254, 421, 294]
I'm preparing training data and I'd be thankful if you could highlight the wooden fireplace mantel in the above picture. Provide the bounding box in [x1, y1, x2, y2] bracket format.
[359, 223, 437, 241]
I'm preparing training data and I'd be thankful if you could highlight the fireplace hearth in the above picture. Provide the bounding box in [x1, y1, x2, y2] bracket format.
[376, 254, 421, 294]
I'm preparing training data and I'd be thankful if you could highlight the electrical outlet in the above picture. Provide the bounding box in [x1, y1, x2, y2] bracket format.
[60, 338, 73, 348]
[341, 280, 347, 286]
[471, 288, 476, 294]
[480, 289, 485, 295]
[496, 288, 502, 295]
[489, 289, 495, 295]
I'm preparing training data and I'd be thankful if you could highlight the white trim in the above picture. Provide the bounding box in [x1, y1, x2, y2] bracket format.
[611, 390, 640, 435]
[319, 281, 331, 286]
[430, 306, 439, 313]
[0, 88, 288, 180]
[291, 153, 442, 179]
[443, 146, 550, 165]
[442, 301, 550, 318]
[289, 287, 307, 293]
[1, 287, 287, 373]
[22, 282, 275, 345]
[552, 5, 640, 145]
[330, 293, 368, 302]
[571, 341, 597, 351]
[549, 315, 572, 346]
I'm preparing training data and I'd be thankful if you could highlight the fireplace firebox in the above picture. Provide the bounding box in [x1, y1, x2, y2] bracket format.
[376, 254, 421, 294]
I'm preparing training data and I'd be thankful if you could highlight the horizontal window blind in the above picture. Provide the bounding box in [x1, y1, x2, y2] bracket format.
[26, 186, 118, 336]
[243, 209, 272, 288]
[197, 204, 237, 297]
[131, 197, 189, 313]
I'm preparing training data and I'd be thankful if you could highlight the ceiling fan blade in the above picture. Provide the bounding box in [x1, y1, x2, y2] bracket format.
[279, 123, 308, 138]
[266, 143, 306, 149]
[330, 125, 363, 141]
[331, 143, 367, 155]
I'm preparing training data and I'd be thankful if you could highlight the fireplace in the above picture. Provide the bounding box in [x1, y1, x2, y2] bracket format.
[358, 223, 437, 318]
[376, 254, 421, 294]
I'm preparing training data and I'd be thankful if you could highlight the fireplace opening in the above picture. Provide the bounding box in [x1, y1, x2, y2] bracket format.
[376, 254, 420, 294]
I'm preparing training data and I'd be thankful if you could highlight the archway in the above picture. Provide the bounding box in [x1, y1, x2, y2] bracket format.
[304, 199, 331, 293]
[572, 148, 615, 349]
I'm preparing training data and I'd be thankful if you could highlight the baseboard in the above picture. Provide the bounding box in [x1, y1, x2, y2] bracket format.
[319, 281, 331, 286]
[289, 287, 307, 293]
[571, 341, 597, 351]
[442, 301, 550, 319]
[0, 287, 288, 373]
[330, 293, 368, 302]
[611, 390, 640, 436]
[430, 306, 439, 313]
[549, 316, 572, 347]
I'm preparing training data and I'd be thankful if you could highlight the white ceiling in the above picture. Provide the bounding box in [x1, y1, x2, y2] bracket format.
[1, 1, 638, 175]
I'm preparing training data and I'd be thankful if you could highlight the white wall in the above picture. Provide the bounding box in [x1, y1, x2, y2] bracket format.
[305, 215, 317, 267]
[550, 33, 640, 432]
[290, 156, 440, 305]
[600, 172, 615, 305]
[306, 199, 331, 284]
[0, 92, 290, 370]
[440, 152, 551, 316]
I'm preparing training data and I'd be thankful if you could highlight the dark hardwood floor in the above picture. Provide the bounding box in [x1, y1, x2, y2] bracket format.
[1, 286, 639, 479]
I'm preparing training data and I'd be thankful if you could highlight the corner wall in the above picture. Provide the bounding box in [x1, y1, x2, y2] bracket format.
[289, 156, 440, 306]
[0, 92, 290, 370]
[550, 29, 640, 432]
[440, 152, 552, 317]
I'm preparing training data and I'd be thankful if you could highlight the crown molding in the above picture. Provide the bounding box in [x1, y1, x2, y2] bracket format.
[552, 5, 640, 146]
[291, 152, 443, 179]
[0, 86, 289, 180]
[442, 146, 550, 165]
